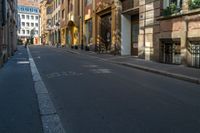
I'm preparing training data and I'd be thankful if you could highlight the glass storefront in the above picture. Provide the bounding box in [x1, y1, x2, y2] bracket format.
[160, 39, 181, 64]
[131, 15, 139, 56]
[188, 41, 200, 68]
[85, 19, 93, 46]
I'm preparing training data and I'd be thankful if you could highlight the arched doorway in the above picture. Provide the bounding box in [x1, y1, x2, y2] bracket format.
[67, 21, 79, 48]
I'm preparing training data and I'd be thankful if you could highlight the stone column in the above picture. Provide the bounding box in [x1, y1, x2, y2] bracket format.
[182, 0, 189, 13]
[138, 0, 145, 59]
[121, 14, 131, 55]
[79, 0, 84, 48]
[138, 0, 161, 61]
[111, 0, 121, 54]
[92, 0, 96, 47]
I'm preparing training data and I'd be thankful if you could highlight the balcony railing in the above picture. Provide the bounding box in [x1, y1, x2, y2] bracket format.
[122, 0, 139, 11]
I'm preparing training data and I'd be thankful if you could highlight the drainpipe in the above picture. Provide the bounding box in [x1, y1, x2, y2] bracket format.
[81, 0, 84, 49]
[143, 1, 146, 59]
[184, 17, 188, 65]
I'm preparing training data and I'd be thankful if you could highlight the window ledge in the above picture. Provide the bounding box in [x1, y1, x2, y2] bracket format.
[157, 8, 200, 21]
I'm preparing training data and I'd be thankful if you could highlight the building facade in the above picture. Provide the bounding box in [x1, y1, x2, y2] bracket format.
[120, 0, 200, 68]
[0, 0, 18, 66]
[120, 0, 140, 56]
[51, 0, 61, 46]
[17, 0, 40, 45]
[40, 0, 200, 68]
[158, 0, 200, 68]
[60, 0, 67, 46]
[40, 0, 47, 45]
[83, 0, 121, 53]
[64, 0, 80, 48]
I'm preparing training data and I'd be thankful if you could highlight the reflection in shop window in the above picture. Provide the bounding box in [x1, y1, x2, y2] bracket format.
[173, 42, 181, 64]
[163, 0, 183, 9]
[85, 19, 93, 45]
[160, 39, 181, 64]
[188, 41, 200, 68]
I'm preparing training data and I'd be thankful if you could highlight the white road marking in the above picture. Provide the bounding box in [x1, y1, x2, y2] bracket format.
[27, 47, 66, 133]
[17, 61, 30, 64]
[91, 69, 112, 74]
[82, 64, 98, 68]
[46, 71, 83, 79]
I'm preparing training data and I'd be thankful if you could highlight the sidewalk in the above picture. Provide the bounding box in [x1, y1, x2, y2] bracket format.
[0, 46, 43, 133]
[66, 47, 200, 84]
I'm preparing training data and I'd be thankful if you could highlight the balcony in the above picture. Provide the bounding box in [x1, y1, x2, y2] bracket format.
[121, 0, 139, 12]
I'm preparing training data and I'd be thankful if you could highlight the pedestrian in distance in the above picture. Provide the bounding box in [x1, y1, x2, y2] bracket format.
[25, 41, 28, 48]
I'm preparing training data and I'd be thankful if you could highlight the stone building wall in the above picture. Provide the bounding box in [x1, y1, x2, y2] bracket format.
[138, 0, 161, 60]
[40, 0, 47, 44]
[158, 1, 200, 67]
[18, 0, 39, 7]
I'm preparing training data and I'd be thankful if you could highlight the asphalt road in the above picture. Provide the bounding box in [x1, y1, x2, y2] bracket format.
[29, 45, 200, 133]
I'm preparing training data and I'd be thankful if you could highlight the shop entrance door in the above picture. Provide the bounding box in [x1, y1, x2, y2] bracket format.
[164, 43, 173, 64]
[160, 42, 173, 64]
[189, 41, 200, 68]
[99, 13, 112, 52]
[131, 15, 139, 56]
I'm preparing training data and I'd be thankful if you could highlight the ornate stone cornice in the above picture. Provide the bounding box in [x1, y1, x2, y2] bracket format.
[96, 0, 112, 13]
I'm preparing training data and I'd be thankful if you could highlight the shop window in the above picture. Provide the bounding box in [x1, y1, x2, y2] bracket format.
[85, 0, 92, 5]
[173, 42, 181, 64]
[160, 39, 181, 64]
[188, 41, 200, 68]
[85, 19, 93, 45]
[162, 0, 183, 16]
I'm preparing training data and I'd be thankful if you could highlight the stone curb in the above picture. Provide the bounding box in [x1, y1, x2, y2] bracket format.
[27, 47, 66, 133]
[63, 48, 200, 84]
[113, 62, 200, 84]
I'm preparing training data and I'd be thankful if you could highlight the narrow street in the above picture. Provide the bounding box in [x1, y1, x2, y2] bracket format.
[29, 45, 200, 133]
[1, 0, 200, 132]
